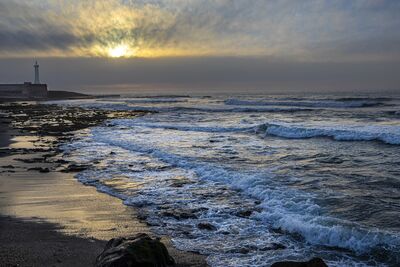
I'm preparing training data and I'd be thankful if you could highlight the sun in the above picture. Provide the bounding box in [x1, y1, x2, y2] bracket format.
[108, 44, 130, 58]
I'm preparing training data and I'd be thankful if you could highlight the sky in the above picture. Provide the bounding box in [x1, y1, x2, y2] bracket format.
[0, 0, 399, 94]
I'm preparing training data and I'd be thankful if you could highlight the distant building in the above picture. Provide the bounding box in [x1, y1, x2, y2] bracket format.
[34, 61, 40, 84]
[0, 61, 48, 99]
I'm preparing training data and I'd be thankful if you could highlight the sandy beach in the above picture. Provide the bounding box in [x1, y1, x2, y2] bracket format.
[0, 102, 207, 267]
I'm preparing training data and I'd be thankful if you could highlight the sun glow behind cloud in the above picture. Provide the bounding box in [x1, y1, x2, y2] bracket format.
[107, 44, 136, 58]
[109, 45, 128, 58]
[0, 0, 400, 61]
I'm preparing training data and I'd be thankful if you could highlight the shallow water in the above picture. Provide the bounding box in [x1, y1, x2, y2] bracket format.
[54, 94, 400, 266]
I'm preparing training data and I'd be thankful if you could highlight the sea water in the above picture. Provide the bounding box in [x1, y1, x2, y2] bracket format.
[54, 94, 400, 266]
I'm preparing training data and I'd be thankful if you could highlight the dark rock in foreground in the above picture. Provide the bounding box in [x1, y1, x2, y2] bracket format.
[271, 257, 328, 267]
[197, 222, 217, 231]
[95, 233, 175, 267]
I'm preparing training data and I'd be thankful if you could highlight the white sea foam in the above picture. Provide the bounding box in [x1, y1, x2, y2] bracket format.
[255, 122, 400, 145]
[108, 119, 253, 133]
[55, 95, 400, 266]
[110, 119, 400, 145]
[83, 126, 400, 257]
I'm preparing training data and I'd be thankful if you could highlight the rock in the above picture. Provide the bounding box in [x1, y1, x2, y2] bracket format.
[1, 165, 15, 169]
[236, 209, 253, 218]
[54, 159, 69, 164]
[14, 157, 45, 163]
[169, 181, 185, 188]
[39, 167, 50, 173]
[136, 211, 148, 221]
[95, 233, 175, 267]
[28, 167, 50, 173]
[197, 222, 217, 231]
[61, 164, 88, 172]
[271, 257, 328, 267]
[169, 178, 194, 188]
[260, 243, 286, 251]
[271, 227, 285, 234]
[161, 209, 198, 220]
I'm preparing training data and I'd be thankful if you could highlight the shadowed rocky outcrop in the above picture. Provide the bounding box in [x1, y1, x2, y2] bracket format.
[95, 233, 175, 267]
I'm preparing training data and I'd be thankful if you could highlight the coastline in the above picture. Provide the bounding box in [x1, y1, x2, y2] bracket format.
[0, 102, 208, 267]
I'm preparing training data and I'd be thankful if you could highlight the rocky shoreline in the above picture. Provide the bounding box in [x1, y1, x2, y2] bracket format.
[0, 102, 208, 267]
[0, 102, 328, 267]
[0, 102, 149, 172]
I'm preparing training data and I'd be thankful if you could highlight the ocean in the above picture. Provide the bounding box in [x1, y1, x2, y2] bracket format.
[52, 94, 400, 266]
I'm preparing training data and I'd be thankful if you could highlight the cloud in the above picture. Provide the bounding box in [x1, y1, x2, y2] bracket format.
[0, 0, 399, 61]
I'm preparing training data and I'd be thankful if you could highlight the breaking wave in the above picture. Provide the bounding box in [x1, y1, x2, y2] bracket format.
[111, 119, 400, 145]
[108, 119, 253, 133]
[65, 127, 400, 265]
[255, 122, 400, 145]
[54, 94, 400, 266]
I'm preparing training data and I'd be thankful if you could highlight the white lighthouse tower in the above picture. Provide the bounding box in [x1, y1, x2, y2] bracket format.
[34, 61, 40, 84]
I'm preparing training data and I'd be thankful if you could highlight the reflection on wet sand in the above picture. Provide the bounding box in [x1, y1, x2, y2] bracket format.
[0, 103, 208, 267]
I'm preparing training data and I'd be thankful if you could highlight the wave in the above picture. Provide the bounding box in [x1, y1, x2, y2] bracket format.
[255, 122, 400, 145]
[79, 127, 400, 259]
[109, 119, 253, 133]
[335, 97, 393, 102]
[110, 119, 400, 145]
[225, 98, 385, 108]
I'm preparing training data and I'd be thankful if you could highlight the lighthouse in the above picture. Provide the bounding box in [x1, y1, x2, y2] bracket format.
[34, 61, 40, 84]
[0, 62, 47, 99]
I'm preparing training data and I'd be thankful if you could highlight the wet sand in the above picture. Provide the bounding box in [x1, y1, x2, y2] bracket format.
[0, 216, 106, 266]
[0, 103, 207, 267]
